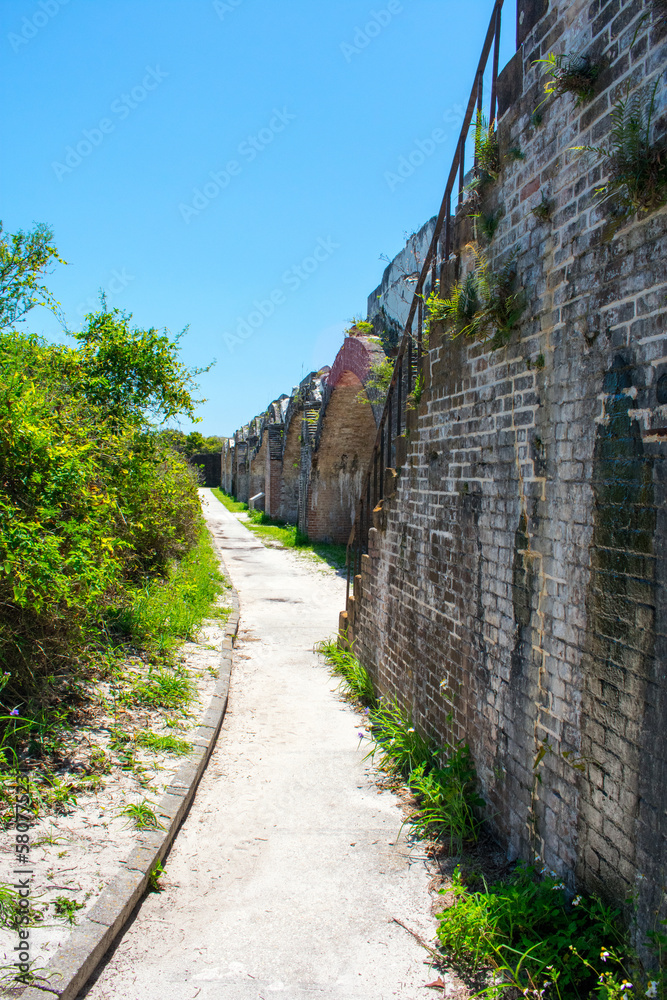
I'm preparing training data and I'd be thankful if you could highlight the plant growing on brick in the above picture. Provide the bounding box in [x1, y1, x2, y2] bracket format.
[426, 244, 525, 350]
[575, 81, 667, 225]
[532, 193, 554, 223]
[471, 112, 501, 189]
[472, 208, 503, 243]
[536, 52, 601, 106]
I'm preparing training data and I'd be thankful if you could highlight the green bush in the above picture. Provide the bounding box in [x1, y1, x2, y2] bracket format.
[434, 863, 663, 998]
[0, 302, 204, 708]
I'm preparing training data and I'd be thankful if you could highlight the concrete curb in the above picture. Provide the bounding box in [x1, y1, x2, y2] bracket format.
[18, 574, 240, 1000]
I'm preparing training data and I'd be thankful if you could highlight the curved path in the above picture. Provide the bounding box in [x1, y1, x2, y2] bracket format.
[80, 490, 434, 1000]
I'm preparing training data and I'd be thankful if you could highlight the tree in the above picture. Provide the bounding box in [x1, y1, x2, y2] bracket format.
[74, 305, 209, 425]
[0, 222, 66, 331]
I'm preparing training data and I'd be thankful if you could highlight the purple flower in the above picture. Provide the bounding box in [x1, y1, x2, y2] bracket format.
[357, 731, 365, 740]
[9, 708, 19, 717]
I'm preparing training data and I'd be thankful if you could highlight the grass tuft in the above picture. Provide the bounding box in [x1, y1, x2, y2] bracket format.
[315, 639, 376, 707]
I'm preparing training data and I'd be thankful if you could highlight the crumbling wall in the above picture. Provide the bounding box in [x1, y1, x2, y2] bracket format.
[347, 0, 667, 924]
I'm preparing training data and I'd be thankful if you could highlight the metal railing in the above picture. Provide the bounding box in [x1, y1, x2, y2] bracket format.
[346, 0, 505, 605]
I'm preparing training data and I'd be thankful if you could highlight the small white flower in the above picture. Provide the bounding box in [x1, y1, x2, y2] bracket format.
[645, 984, 657, 998]
[600, 951, 610, 963]
[572, 895, 582, 906]
[407, 727, 415, 733]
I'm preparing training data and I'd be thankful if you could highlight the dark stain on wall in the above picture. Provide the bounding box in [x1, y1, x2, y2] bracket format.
[578, 355, 656, 902]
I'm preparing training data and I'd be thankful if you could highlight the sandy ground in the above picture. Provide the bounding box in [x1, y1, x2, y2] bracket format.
[0, 571, 231, 976]
[77, 489, 439, 1000]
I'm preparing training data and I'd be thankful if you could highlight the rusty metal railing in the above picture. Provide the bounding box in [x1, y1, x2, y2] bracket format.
[345, 0, 505, 606]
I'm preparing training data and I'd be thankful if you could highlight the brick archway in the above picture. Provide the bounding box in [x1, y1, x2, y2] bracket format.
[306, 371, 377, 544]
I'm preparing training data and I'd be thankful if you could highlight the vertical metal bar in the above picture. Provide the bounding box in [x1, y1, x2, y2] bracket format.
[474, 71, 483, 170]
[366, 478, 371, 548]
[373, 448, 378, 508]
[490, 3, 501, 125]
[387, 390, 393, 468]
[346, 542, 351, 605]
[458, 136, 465, 206]
[396, 359, 402, 437]
[417, 297, 423, 365]
[407, 336, 413, 395]
[379, 423, 385, 500]
[444, 191, 451, 260]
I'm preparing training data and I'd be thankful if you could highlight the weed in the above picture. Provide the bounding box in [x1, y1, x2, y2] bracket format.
[426, 244, 525, 350]
[472, 112, 501, 188]
[315, 639, 376, 708]
[365, 697, 438, 778]
[531, 110, 543, 128]
[126, 669, 193, 711]
[506, 146, 526, 162]
[135, 731, 192, 755]
[87, 748, 112, 775]
[360, 358, 395, 403]
[574, 80, 667, 227]
[436, 862, 667, 999]
[532, 193, 554, 222]
[407, 373, 424, 410]
[536, 51, 601, 105]
[119, 528, 227, 657]
[53, 896, 84, 925]
[147, 860, 165, 892]
[472, 209, 503, 244]
[119, 799, 163, 830]
[407, 745, 484, 852]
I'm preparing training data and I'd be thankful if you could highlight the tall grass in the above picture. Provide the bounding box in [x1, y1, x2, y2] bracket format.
[316, 637, 483, 853]
[315, 639, 376, 707]
[120, 527, 229, 656]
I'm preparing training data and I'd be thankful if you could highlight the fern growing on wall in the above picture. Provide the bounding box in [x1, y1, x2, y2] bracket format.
[575, 81, 667, 226]
[426, 244, 525, 350]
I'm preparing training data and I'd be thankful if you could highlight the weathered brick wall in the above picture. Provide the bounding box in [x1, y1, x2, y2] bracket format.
[280, 412, 301, 523]
[351, 0, 667, 926]
[221, 439, 234, 493]
[306, 373, 379, 543]
[249, 428, 267, 502]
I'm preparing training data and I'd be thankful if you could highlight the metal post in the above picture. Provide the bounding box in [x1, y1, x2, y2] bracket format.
[490, 3, 501, 125]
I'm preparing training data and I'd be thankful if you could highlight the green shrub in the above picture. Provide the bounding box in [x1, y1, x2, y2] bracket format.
[436, 863, 632, 998]
[407, 745, 484, 852]
[0, 303, 204, 706]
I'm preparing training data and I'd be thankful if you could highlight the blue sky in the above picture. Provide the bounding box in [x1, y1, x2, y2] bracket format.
[1, 0, 516, 435]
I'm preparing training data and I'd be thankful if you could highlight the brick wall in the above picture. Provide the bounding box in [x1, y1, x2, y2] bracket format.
[349, 0, 667, 928]
[307, 373, 379, 543]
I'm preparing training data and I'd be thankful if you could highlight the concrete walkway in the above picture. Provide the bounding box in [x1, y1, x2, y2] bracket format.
[81, 490, 434, 1000]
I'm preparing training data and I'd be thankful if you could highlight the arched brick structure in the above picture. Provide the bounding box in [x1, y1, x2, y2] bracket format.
[306, 368, 378, 544]
[280, 414, 301, 524]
